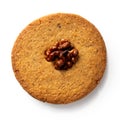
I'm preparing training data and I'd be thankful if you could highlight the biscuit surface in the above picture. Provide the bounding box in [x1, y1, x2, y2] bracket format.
[12, 13, 106, 104]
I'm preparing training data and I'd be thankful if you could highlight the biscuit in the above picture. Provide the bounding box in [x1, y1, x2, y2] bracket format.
[12, 13, 106, 104]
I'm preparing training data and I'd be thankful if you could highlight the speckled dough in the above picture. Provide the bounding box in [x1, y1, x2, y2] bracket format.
[12, 13, 106, 104]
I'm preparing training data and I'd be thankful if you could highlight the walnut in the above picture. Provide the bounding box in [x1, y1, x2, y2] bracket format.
[44, 39, 79, 70]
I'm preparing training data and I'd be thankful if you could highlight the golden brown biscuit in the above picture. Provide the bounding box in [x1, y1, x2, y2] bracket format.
[12, 13, 106, 104]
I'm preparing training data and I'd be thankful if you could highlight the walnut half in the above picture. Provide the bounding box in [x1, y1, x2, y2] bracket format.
[44, 39, 79, 70]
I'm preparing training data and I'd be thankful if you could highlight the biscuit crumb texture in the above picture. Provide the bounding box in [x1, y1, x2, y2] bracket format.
[12, 13, 106, 104]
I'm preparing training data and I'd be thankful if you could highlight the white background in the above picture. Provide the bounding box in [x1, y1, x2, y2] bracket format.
[0, 0, 120, 120]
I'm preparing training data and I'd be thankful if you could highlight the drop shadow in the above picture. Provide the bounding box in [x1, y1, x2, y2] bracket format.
[45, 64, 109, 110]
